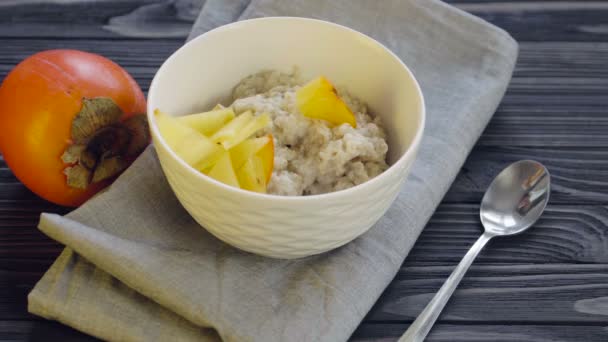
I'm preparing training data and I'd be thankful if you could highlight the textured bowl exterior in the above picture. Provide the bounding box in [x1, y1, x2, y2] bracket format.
[154, 136, 418, 258]
[148, 18, 425, 259]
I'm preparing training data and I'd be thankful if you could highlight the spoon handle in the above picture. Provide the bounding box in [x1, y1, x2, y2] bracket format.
[399, 232, 494, 342]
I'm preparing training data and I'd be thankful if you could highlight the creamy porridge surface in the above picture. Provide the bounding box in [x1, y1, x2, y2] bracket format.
[229, 70, 389, 196]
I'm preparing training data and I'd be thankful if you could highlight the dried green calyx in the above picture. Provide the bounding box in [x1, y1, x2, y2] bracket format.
[62, 97, 149, 189]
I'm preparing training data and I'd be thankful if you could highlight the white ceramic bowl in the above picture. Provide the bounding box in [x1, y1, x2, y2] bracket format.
[147, 17, 425, 259]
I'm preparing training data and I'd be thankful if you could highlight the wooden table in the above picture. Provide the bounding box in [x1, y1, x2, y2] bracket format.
[1, 1, 607, 341]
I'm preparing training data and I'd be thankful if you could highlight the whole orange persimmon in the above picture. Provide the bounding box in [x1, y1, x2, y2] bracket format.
[0, 50, 148, 207]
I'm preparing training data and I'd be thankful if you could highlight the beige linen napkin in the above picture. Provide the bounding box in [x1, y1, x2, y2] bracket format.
[28, 0, 518, 341]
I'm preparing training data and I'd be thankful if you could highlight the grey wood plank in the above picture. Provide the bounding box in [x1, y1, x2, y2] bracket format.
[408, 204, 608, 263]
[479, 87, 608, 147]
[455, 1, 608, 42]
[0, 184, 42, 202]
[1, 0, 608, 42]
[447, 146, 608, 204]
[367, 264, 608, 323]
[515, 42, 608, 78]
[0, 198, 66, 217]
[0, 39, 181, 68]
[351, 323, 608, 342]
[0, 321, 605, 342]
[0, 0, 195, 39]
[0, 271, 47, 320]
[0, 39, 606, 78]
[9, 321, 605, 342]
[0, 259, 57, 275]
[480, 110, 607, 148]
[0, 320, 98, 342]
[514, 42, 608, 79]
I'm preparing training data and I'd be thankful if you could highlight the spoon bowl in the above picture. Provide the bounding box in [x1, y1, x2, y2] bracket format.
[480, 160, 550, 236]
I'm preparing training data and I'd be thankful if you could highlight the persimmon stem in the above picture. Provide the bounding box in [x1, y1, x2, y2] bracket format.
[61, 97, 148, 189]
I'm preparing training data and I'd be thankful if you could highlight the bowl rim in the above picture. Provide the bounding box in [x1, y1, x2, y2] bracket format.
[147, 16, 426, 203]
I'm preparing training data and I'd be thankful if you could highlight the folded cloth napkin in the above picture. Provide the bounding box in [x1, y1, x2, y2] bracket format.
[28, 0, 518, 341]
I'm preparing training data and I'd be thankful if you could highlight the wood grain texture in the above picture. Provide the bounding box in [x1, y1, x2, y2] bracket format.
[0, 320, 98, 342]
[447, 146, 608, 204]
[12, 321, 608, 342]
[0, 0, 197, 39]
[479, 93, 608, 147]
[0, 38, 181, 67]
[408, 204, 608, 263]
[1, 0, 608, 41]
[9, 321, 608, 342]
[351, 324, 608, 342]
[456, 2, 608, 41]
[0, 39, 606, 77]
[368, 263, 608, 322]
[0, 270, 44, 320]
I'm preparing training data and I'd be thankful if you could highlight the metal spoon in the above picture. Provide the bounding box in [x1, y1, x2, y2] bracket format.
[399, 160, 550, 342]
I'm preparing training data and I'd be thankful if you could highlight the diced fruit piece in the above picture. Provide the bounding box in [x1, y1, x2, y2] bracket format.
[230, 134, 274, 187]
[154, 109, 223, 169]
[193, 149, 226, 173]
[211, 111, 271, 149]
[256, 135, 274, 183]
[236, 155, 267, 193]
[178, 107, 235, 136]
[210, 111, 253, 145]
[296, 76, 357, 128]
[156, 106, 274, 193]
[232, 113, 271, 148]
[229, 135, 271, 170]
[207, 151, 240, 188]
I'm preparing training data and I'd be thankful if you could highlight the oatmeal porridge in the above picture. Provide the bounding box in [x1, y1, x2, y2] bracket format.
[229, 70, 389, 196]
